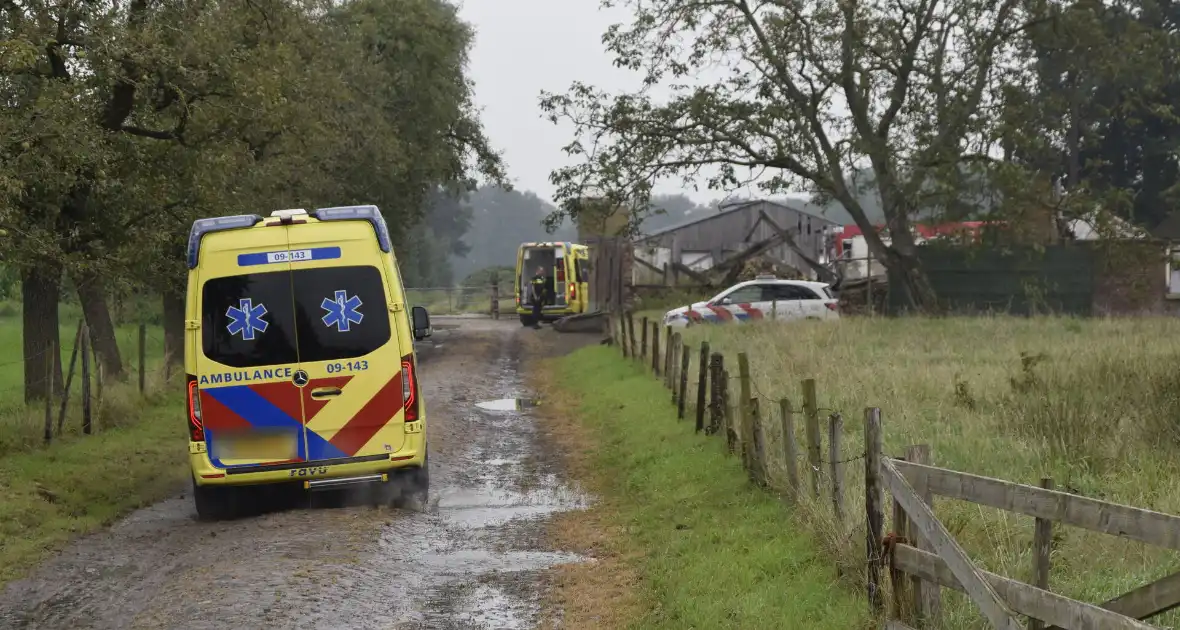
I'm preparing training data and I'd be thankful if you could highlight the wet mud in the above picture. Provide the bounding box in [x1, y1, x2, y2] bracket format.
[0, 318, 602, 629]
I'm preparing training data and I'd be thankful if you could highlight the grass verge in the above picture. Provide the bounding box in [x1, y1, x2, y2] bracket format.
[0, 314, 170, 456]
[665, 316, 1180, 628]
[535, 345, 870, 630]
[0, 310, 186, 587]
[0, 390, 186, 586]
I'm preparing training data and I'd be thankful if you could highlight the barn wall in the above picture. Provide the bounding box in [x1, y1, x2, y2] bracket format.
[637, 201, 835, 280]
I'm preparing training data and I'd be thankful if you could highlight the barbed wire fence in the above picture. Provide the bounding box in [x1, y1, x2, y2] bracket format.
[0, 311, 172, 452]
[609, 311, 886, 590]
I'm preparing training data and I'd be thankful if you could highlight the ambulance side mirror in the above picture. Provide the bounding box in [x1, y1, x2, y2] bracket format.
[411, 306, 432, 340]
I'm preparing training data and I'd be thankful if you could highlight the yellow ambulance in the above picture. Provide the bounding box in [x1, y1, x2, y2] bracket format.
[514, 241, 590, 326]
[184, 206, 430, 520]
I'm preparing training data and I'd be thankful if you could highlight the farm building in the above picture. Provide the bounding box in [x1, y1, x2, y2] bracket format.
[631, 199, 839, 284]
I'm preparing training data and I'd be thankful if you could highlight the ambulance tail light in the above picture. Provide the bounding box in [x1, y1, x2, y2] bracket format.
[312, 205, 392, 253]
[401, 356, 420, 422]
[186, 376, 205, 442]
[569, 283, 576, 300]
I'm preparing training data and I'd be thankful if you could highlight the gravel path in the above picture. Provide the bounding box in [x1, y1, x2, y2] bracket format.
[0, 318, 597, 630]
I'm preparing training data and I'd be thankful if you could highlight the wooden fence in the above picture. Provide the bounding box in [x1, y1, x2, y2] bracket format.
[584, 235, 631, 312]
[33, 320, 156, 444]
[607, 310, 1180, 630]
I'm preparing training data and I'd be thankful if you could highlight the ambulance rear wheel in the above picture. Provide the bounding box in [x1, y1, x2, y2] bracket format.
[192, 477, 237, 521]
[519, 315, 535, 327]
[394, 454, 430, 509]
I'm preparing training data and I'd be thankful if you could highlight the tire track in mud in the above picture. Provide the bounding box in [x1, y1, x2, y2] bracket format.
[0, 319, 592, 630]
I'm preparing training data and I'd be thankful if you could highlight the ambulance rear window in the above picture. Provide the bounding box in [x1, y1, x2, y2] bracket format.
[202, 265, 391, 368]
[290, 265, 391, 363]
[202, 271, 299, 368]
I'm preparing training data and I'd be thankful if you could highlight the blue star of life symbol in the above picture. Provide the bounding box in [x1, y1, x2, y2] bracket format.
[226, 298, 268, 341]
[321, 290, 363, 332]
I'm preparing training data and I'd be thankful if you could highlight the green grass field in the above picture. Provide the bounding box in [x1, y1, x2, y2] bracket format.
[0, 305, 171, 456]
[0, 305, 184, 587]
[605, 315, 1180, 628]
[552, 346, 871, 629]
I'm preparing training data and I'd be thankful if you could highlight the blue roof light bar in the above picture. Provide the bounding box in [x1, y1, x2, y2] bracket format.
[312, 205, 391, 253]
[186, 214, 264, 269]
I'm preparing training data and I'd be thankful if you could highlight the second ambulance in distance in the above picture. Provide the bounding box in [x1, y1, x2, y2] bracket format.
[184, 206, 431, 520]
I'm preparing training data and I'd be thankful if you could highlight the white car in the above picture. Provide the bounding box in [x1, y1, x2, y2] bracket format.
[662, 277, 839, 328]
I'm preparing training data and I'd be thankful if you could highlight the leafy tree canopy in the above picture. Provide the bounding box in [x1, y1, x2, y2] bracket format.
[540, 0, 1176, 308]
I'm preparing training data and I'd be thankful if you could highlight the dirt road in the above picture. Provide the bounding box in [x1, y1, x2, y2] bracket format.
[0, 318, 598, 629]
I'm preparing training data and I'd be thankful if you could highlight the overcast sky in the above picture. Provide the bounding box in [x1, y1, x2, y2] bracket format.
[456, 0, 638, 203]
[455, 0, 811, 207]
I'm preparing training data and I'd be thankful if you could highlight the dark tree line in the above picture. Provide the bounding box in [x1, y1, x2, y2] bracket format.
[0, 0, 504, 402]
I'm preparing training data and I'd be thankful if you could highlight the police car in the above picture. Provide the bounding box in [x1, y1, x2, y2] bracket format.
[663, 276, 839, 327]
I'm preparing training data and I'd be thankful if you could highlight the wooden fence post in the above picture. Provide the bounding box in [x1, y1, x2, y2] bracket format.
[1030, 477, 1055, 630]
[708, 353, 723, 435]
[751, 397, 766, 486]
[491, 281, 500, 319]
[737, 353, 753, 472]
[640, 317, 649, 362]
[92, 339, 103, 408]
[138, 323, 147, 394]
[695, 341, 709, 432]
[864, 407, 884, 615]
[42, 340, 55, 443]
[803, 378, 822, 499]
[721, 369, 734, 454]
[677, 343, 691, 420]
[891, 451, 912, 620]
[620, 313, 631, 358]
[780, 399, 800, 502]
[674, 332, 684, 398]
[905, 444, 941, 626]
[81, 324, 92, 435]
[829, 413, 845, 524]
[56, 320, 83, 436]
[663, 326, 674, 387]
[626, 312, 637, 358]
[651, 323, 661, 376]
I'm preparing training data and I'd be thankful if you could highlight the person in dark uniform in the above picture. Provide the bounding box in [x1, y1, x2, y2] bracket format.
[529, 266, 546, 329]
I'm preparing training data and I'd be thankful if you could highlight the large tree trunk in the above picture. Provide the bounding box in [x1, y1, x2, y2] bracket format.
[22, 263, 64, 403]
[883, 248, 938, 315]
[75, 274, 126, 381]
[162, 289, 184, 373]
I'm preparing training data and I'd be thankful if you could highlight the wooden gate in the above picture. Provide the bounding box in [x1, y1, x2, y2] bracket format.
[864, 411, 1180, 629]
[584, 235, 630, 314]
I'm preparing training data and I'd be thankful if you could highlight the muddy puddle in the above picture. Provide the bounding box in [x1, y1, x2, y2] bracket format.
[302, 351, 591, 629]
[475, 397, 540, 411]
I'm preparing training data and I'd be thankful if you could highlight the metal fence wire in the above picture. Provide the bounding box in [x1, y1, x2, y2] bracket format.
[404, 286, 513, 317]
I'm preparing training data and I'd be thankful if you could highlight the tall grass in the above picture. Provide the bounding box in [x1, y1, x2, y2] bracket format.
[668, 316, 1180, 628]
[0, 307, 171, 457]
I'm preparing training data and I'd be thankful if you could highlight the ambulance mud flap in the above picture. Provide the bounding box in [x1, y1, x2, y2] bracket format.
[303, 473, 387, 491]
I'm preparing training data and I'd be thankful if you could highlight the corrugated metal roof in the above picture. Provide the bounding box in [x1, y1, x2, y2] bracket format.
[636, 198, 836, 241]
